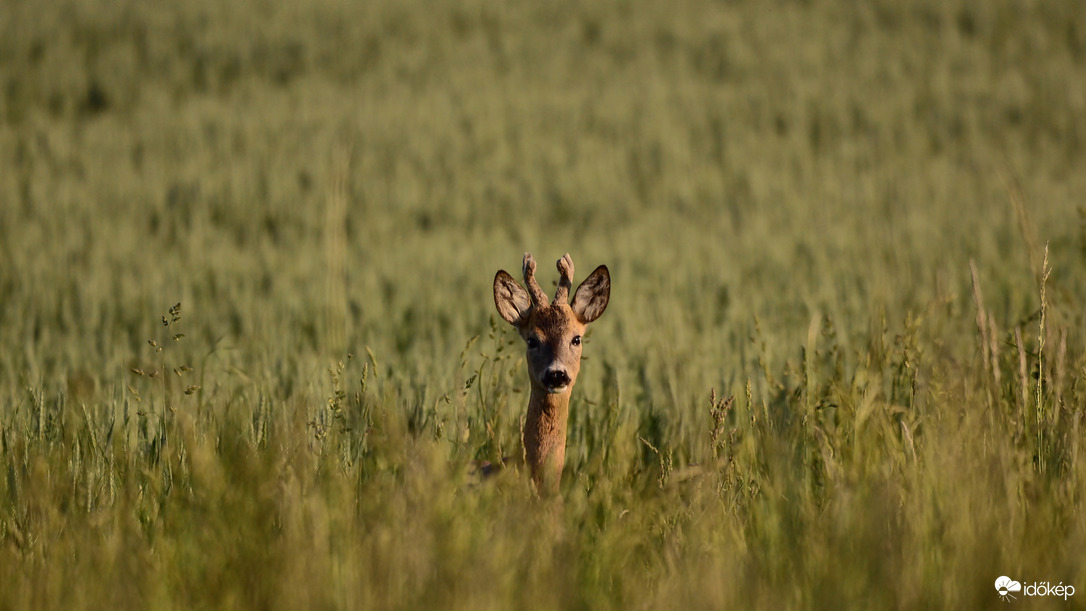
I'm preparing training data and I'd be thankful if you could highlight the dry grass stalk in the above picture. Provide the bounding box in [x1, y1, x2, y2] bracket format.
[1037, 243, 1050, 470]
[1015, 326, 1029, 413]
[324, 143, 351, 354]
[969, 260, 1000, 404]
[1000, 167, 1040, 275]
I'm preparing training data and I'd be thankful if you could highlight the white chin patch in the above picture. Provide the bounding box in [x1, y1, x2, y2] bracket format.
[544, 385, 569, 394]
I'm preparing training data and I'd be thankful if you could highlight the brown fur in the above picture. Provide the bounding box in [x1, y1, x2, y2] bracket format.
[493, 253, 610, 493]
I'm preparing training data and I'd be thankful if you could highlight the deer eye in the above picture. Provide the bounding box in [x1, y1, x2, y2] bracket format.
[571, 336, 581, 347]
[526, 337, 541, 350]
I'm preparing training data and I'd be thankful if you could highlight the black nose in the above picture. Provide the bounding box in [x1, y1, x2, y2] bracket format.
[543, 370, 571, 388]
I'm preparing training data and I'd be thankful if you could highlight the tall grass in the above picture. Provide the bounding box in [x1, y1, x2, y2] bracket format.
[2, 0, 1085, 608]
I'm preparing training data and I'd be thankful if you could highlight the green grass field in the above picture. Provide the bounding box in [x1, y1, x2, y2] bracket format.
[2, 0, 1086, 607]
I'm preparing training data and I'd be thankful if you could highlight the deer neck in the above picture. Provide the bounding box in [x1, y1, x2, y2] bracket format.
[523, 385, 571, 492]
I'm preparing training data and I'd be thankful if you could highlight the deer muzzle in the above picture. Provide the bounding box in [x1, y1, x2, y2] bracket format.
[541, 369, 572, 393]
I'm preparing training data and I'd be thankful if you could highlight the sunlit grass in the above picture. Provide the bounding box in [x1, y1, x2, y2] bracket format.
[1, 0, 1085, 608]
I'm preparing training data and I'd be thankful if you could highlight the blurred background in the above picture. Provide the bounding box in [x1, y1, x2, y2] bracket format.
[1, 0, 1085, 607]
[3, 0, 1082, 385]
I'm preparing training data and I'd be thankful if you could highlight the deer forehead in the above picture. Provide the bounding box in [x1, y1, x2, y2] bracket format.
[524, 304, 585, 340]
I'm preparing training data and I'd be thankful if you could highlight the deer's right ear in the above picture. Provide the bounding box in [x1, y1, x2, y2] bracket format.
[494, 270, 532, 326]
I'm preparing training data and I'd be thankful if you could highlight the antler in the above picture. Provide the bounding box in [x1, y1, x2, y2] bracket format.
[554, 253, 574, 304]
[522, 253, 549, 307]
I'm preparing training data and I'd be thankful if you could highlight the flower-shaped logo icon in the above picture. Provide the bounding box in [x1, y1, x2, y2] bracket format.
[996, 576, 1022, 602]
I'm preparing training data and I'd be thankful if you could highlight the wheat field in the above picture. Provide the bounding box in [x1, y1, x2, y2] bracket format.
[2, 0, 1085, 608]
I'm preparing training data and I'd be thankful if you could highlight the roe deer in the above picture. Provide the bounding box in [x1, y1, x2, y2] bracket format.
[493, 253, 610, 493]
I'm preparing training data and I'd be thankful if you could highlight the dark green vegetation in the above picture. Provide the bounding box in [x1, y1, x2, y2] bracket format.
[2, 0, 1085, 608]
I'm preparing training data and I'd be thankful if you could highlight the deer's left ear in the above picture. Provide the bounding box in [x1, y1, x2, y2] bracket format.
[571, 265, 610, 324]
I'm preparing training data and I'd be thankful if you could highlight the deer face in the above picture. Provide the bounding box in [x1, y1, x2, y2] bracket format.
[493, 253, 611, 395]
[520, 304, 587, 394]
